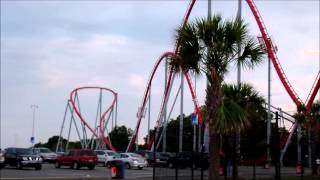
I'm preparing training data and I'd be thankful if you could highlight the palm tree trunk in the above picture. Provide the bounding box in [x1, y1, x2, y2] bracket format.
[232, 132, 239, 180]
[209, 131, 221, 180]
[206, 67, 222, 180]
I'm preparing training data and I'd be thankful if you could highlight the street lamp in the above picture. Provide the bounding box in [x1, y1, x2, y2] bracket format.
[30, 104, 38, 147]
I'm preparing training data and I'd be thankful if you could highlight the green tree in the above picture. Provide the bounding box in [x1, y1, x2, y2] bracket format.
[218, 83, 265, 177]
[109, 126, 133, 152]
[171, 15, 265, 179]
[143, 114, 199, 153]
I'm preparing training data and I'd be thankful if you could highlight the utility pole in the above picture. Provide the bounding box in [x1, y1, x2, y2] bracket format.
[30, 104, 38, 147]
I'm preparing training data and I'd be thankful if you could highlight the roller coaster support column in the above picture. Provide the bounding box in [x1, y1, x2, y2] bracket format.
[266, 56, 272, 167]
[193, 76, 197, 152]
[179, 71, 184, 152]
[297, 122, 302, 169]
[163, 61, 168, 152]
[147, 90, 151, 145]
[236, 0, 242, 174]
[275, 112, 281, 180]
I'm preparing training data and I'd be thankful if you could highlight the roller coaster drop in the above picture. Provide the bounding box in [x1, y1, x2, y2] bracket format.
[127, 0, 320, 160]
[56, 0, 320, 165]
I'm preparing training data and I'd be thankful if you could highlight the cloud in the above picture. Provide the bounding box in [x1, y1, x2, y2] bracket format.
[127, 74, 146, 93]
[303, 49, 320, 57]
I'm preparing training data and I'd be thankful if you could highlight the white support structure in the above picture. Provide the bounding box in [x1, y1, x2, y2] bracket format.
[179, 72, 184, 152]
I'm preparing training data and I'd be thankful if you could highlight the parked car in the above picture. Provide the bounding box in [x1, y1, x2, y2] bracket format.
[3, 147, 42, 170]
[119, 153, 147, 170]
[0, 149, 5, 169]
[145, 151, 167, 167]
[158, 152, 174, 167]
[167, 152, 209, 169]
[55, 149, 97, 170]
[134, 150, 148, 157]
[94, 150, 118, 167]
[32, 148, 57, 163]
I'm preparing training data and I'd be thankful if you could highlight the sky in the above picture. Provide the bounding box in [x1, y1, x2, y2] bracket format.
[1, 0, 319, 150]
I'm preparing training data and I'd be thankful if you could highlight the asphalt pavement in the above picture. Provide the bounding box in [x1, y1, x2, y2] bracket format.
[0, 163, 314, 180]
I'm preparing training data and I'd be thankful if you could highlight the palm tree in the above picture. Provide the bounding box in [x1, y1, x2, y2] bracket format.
[218, 83, 265, 179]
[170, 15, 265, 180]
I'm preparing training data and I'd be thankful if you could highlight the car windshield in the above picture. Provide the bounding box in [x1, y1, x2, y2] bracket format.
[107, 152, 116, 156]
[80, 151, 96, 156]
[113, 154, 121, 158]
[40, 148, 52, 153]
[147, 152, 160, 158]
[129, 153, 142, 158]
[17, 148, 35, 155]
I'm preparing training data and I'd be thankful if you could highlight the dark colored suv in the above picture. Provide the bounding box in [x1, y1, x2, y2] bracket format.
[55, 149, 97, 170]
[167, 152, 209, 169]
[4, 147, 42, 170]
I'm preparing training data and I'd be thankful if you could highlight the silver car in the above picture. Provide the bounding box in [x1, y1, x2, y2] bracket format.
[94, 150, 118, 167]
[119, 153, 147, 170]
[32, 148, 57, 163]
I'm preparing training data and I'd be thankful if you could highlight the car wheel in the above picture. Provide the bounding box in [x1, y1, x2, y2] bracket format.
[169, 162, 173, 168]
[16, 162, 23, 170]
[125, 163, 131, 169]
[138, 166, 143, 170]
[35, 164, 42, 170]
[88, 165, 95, 170]
[55, 161, 60, 168]
[72, 162, 80, 170]
[106, 162, 111, 168]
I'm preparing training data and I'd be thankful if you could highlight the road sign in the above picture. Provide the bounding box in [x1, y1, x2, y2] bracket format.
[30, 137, 35, 144]
[191, 113, 198, 125]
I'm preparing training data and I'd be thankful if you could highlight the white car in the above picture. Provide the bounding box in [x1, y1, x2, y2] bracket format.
[0, 150, 4, 169]
[32, 148, 57, 163]
[94, 150, 118, 167]
[119, 153, 147, 170]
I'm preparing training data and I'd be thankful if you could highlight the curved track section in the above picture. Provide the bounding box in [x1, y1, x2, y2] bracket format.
[305, 71, 320, 110]
[246, 0, 303, 107]
[246, 0, 320, 109]
[126, 0, 201, 152]
[246, 0, 320, 161]
[70, 86, 117, 151]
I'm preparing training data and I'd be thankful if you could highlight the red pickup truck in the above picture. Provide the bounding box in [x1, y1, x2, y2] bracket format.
[55, 149, 97, 170]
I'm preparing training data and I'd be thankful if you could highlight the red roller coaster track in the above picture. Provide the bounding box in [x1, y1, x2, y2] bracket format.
[126, 0, 201, 152]
[69, 86, 117, 151]
[246, 0, 319, 110]
[127, 0, 320, 153]
[246, 0, 320, 153]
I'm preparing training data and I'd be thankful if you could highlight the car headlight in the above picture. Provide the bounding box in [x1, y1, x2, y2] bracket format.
[22, 157, 28, 161]
[133, 160, 138, 164]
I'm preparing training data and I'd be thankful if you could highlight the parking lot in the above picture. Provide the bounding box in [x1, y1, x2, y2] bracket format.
[0, 163, 154, 180]
[0, 163, 315, 180]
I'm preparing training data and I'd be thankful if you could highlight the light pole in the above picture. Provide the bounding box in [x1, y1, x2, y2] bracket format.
[30, 104, 38, 147]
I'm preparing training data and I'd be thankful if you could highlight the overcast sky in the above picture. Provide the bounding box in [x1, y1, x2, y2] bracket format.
[1, 0, 319, 149]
